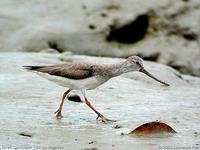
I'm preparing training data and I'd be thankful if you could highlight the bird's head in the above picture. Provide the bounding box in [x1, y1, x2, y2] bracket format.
[126, 56, 144, 71]
[125, 56, 170, 86]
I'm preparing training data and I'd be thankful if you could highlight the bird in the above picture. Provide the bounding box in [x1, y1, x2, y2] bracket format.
[24, 56, 169, 123]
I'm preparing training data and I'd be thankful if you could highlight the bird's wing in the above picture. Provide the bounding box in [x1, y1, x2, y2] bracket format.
[24, 62, 95, 80]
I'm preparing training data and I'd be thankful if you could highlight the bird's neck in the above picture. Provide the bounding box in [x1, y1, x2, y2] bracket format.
[109, 61, 132, 77]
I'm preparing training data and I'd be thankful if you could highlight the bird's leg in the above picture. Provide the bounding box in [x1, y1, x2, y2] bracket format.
[55, 89, 71, 119]
[81, 89, 115, 123]
[84, 98, 112, 123]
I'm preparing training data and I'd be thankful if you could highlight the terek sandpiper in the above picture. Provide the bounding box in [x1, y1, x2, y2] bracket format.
[25, 56, 169, 123]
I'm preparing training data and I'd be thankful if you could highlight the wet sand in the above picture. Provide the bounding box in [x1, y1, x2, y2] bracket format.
[0, 52, 200, 150]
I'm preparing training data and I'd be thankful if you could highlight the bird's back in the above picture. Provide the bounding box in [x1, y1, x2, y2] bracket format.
[25, 62, 95, 80]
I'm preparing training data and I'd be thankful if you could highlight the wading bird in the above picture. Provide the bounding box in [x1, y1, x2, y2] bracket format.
[25, 56, 169, 123]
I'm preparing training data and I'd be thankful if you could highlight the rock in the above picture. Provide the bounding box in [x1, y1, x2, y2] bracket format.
[0, 52, 200, 149]
[0, 0, 200, 76]
[67, 94, 83, 103]
[40, 48, 60, 54]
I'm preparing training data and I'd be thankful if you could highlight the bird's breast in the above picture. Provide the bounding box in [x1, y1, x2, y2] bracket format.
[80, 76, 109, 90]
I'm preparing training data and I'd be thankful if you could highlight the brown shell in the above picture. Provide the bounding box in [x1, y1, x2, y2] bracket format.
[129, 121, 176, 135]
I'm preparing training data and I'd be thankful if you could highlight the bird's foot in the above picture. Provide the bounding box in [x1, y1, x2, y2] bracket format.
[54, 109, 63, 119]
[96, 114, 116, 123]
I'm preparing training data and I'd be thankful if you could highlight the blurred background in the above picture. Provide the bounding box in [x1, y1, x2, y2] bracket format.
[0, 0, 200, 76]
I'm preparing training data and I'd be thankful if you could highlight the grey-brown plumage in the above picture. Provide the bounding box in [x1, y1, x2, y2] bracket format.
[25, 63, 95, 80]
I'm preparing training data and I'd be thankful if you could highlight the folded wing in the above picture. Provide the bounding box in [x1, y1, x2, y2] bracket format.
[24, 63, 95, 80]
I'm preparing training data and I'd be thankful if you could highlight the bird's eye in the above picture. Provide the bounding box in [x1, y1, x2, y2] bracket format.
[136, 61, 140, 65]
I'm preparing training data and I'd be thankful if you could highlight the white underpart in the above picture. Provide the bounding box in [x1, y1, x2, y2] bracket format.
[35, 72, 109, 90]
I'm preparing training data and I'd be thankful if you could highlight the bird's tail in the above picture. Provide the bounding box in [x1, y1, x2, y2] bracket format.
[23, 66, 44, 70]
